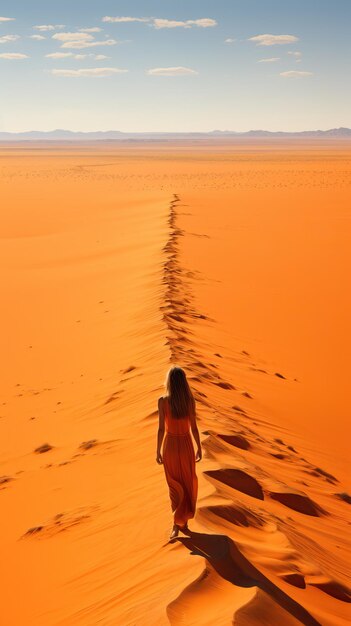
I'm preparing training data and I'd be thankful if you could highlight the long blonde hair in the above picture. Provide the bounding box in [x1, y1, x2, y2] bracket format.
[165, 366, 195, 419]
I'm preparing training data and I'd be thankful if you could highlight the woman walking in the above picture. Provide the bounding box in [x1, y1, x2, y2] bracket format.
[156, 366, 202, 540]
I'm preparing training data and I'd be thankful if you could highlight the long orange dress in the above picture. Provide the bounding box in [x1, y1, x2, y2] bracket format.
[162, 396, 198, 527]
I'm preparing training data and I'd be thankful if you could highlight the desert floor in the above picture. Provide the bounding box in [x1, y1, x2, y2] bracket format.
[0, 141, 350, 625]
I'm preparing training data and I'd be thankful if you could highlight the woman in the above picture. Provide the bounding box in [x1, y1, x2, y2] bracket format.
[156, 366, 202, 540]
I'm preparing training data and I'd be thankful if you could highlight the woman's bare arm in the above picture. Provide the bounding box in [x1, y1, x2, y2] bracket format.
[189, 399, 202, 460]
[156, 397, 165, 463]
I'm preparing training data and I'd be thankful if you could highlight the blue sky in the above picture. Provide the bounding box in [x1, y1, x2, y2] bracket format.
[0, 0, 350, 132]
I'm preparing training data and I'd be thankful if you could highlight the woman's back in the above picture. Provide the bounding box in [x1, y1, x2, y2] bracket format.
[164, 396, 191, 436]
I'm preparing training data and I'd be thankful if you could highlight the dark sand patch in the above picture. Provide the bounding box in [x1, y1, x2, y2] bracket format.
[204, 469, 264, 500]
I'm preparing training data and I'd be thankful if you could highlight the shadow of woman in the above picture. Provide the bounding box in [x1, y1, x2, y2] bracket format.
[170, 530, 321, 626]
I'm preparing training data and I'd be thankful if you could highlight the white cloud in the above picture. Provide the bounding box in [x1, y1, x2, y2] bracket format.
[34, 25, 55, 31]
[0, 52, 29, 59]
[0, 17, 15, 22]
[46, 52, 74, 58]
[51, 67, 128, 77]
[258, 57, 280, 63]
[153, 18, 217, 29]
[288, 51, 302, 57]
[102, 16, 217, 28]
[224, 38, 236, 43]
[77, 53, 109, 60]
[61, 38, 118, 49]
[102, 16, 149, 23]
[248, 34, 299, 46]
[30, 34, 46, 40]
[147, 66, 198, 76]
[0, 34, 20, 44]
[45, 52, 109, 60]
[34, 24, 65, 32]
[51, 31, 118, 49]
[79, 27, 103, 32]
[280, 70, 313, 77]
[53, 32, 94, 42]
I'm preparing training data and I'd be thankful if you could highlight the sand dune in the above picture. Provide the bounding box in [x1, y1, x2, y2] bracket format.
[0, 142, 350, 625]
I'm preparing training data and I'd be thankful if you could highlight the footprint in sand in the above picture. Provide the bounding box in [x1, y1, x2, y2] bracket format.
[0, 476, 14, 489]
[21, 506, 98, 540]
[217, 433, 251, 450]
[214, 381, 236, 390]
[304, 466, 338, 484]
[104, 390, 123, 405]
[335, 492, 351, 504]
[79, 439, 98, 451]
[120, 365, 137, 374]
[34, 443, 53, 454]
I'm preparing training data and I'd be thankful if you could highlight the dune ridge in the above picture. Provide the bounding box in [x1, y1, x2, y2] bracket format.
[160, 194, 351, 625]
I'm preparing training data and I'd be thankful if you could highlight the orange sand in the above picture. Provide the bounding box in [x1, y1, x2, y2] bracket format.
[0, 142, 350, 625]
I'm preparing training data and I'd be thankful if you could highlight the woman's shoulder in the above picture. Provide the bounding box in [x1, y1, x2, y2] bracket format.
[158, 395, 169, 407]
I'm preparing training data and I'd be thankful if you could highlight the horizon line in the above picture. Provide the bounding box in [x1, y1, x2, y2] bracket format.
[1, 126, 350, 135]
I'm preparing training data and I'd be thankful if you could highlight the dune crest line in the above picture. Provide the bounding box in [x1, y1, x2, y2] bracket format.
[160, 194, 351, 626]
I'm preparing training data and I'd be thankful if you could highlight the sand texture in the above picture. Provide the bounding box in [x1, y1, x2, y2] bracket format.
[0, 141, 350, 625]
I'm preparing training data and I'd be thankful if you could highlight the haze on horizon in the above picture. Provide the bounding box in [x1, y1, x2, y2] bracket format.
[0, 0, 350, 133]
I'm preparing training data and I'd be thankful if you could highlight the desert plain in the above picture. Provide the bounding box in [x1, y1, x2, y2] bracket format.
[0, 140, 350, 625]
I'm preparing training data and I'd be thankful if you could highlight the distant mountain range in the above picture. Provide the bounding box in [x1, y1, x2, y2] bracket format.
[0, 127, 350, 141]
